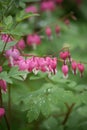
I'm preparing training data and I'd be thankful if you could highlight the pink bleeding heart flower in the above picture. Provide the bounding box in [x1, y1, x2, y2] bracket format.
[25, 5, 37, 13]
[0, 80, 7, 93]
[62, 64, 68, 78]
[60, 51, 69, 60]
[64, 19, 70, 26]
[77, 63, 84, 77]
[55, 25, 61, 36]
[71, 61, 77, 75]
[40, 1, 55, 12]
[60, 51, 69, 64]
[45, 27, 52, 39]
[17, 39, 26, 50]
[18, 60, 29, 71]
[5, 48, 20, 60]
[0, 108, 5, 118]
[27, 34, 41, 49]
[1, 34, 13, 43]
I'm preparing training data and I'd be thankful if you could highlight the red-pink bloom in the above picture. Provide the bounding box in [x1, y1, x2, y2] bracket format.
[5, 48, 20, 60]
[27, 34, 41, 45]
[17, 39, 26, 50]
[1, 34, 13, 43]
[0, 108, 5, 118]
[18, 60, 29, 71]
[55, 25, 61, 35]
[25, 5, 37, 13]
[60, 51, 69, 61]
[45, 27, 52, 39]
[41, 1, 55, 12]
[0, 80, 7, 92]
[62, 64, 68, 77]
[46, 57, 57, 74]
[71, 61, 77, 75]
[27, 57, 38, 73]
[77, 63, 84, 77]
[64, 19, 70, 26]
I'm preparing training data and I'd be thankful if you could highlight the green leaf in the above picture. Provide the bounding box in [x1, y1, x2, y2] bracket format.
[0, 40, 5, 52]
[0, 71, 12, 83]
[77, 106, 87, 117]
[30, 72, 47, 80]
[5, 41, 17, 50]
[0, 40, 17, 52]
[27, 105, 40, 123]
[16, 10, 39, 22]
[3, 15, 13, 28]
[8, 66, 28, 80]
[40, 98, 51, 117]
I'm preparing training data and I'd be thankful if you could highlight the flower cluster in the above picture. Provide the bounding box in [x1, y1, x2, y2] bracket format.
[5, 48, 57, 76]
[45, 26, 61, 40]
[60, 51, 85, 78]
[26, 34, 41, 49]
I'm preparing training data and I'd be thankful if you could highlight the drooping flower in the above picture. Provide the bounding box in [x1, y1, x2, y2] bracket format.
[17, 39, 26, 50]
[77, 63, 84, 77]
[27, 34, 41, 49]
[71, 61, 77, 75]
[45, 27, 52, 40]
[55, 25, 61, 36]
[1, 34, 13, 43]
[62, 64, 68, 78]
[25, 5, 37, 13]
[0, 108, 5, 118]
[60, 51, 69, 64]
[40, 1, 55, 12]
[0, 80, 7, 92]
[64, 19, 70, 26]
[5, 48, 20, 60]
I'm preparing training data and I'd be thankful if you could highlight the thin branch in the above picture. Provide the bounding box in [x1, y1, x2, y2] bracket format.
[0, 88, 11, 130]
[62, 103, 75, 125]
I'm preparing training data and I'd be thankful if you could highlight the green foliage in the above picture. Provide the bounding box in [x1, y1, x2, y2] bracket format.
[16, 10, 39, 22]
[0, 0, 87, 130]
[0, 66, 28, 83]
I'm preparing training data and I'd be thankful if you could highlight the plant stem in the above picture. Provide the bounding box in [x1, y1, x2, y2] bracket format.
[0, 88, 2, 106]
[0, 88, 11, 130]
[8, 85, 11, 127]
[62, 103, 75, 125]
[4, 114, 11, 130]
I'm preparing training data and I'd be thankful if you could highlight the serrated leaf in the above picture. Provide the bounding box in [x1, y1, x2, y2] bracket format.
[30, 72, 47, 80]
[0, 40, 5, 52]
[77, 106, 87, 117]
[27, 105, 40, 123]
[8, 66, 28, 80]
[5, 41, 17, 50]
[3, 15, 13, 28]
[0, 40, 17, 52]
[40, 98, 51, 117]
[0, 71, 12, 83]
[16, 10, 39, 22]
